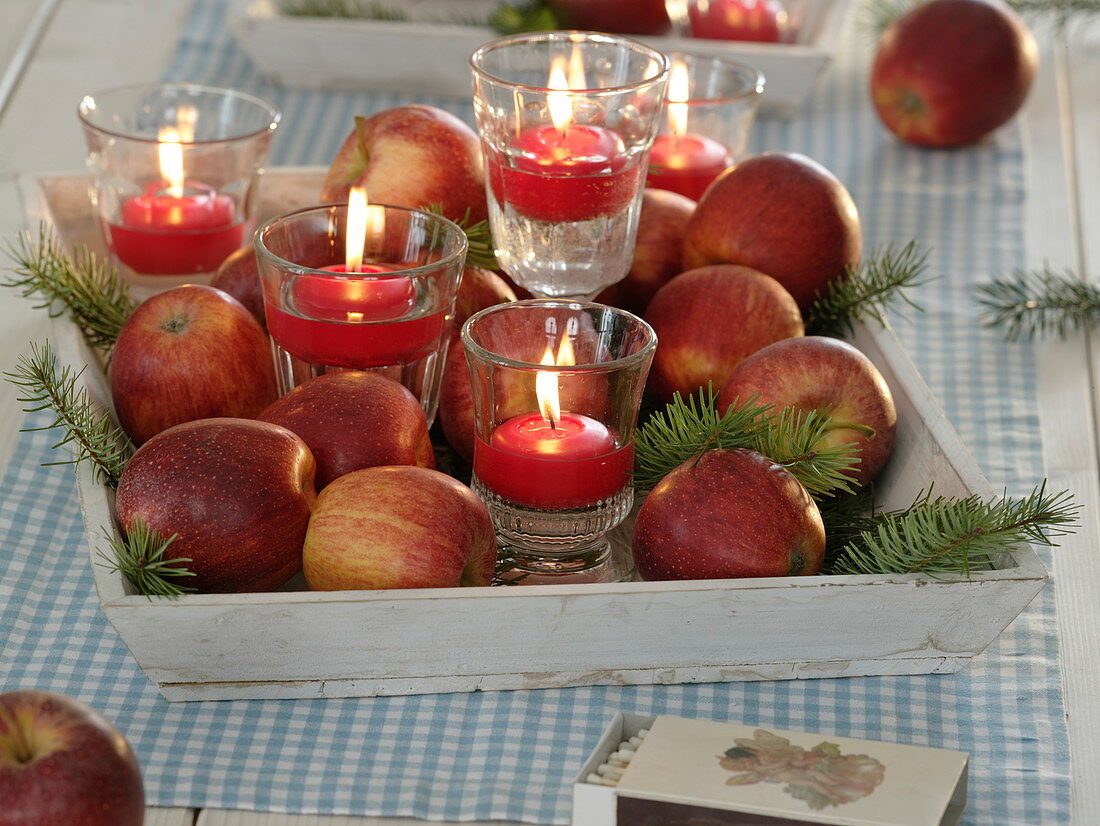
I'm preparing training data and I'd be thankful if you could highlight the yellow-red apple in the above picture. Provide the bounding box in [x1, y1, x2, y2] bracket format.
[320, 106, 488, 224]
[115, 418, 316, 593]
[633, 448, 825, 580]
[644, 265, 804, 401]
[303, 466, 496, 590]
[719, 336, 897, 487]
[110, 284, 278, 445]
[681, 153, 862, 313]
[871, 0, 1037, 148]
[210, 245, 265, 329]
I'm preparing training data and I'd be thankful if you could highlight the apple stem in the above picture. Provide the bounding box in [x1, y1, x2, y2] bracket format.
[0, 703, 35, 764]
[161, 314, 189, 334]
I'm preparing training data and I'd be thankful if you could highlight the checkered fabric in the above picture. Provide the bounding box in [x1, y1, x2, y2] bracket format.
[0, 0, 1069, 823]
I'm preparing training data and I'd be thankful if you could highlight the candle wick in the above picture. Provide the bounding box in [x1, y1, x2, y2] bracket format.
[549, 418, 557, 430]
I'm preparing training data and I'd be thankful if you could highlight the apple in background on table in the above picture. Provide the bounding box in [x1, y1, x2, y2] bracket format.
[0, 690, 143, 826]
[453, 265, 517, 331]
[644, 264, 804, 402]
[595, 188, 696, 317]
[719, 336, 897, 487]
[497, 271, 535, 301]
[871, 0, 1038, 148]
[633, 448, 826, 580]
[210, 245, 265, 329]
[682, 152, 862, 314]
[548, 0, 671, 34]
[303, 465, 497, 590]
[320, 105, 488, 224]
[688, 0, 787, 42]
[115, 417, 316, 593]
[110, 284, 278, 446]
[438, 343, 476, 463]
[258, 371, 434, 490]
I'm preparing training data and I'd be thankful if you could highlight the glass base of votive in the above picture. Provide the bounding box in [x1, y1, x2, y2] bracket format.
[472, 476, 634, 584]
[270, 342, 444, 426]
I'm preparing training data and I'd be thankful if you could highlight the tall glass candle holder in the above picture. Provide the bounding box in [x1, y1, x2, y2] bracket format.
[462, 299, 656, 583]
[78, 83, 280, 298]
[255, 201, 468, 425]
[470, 32, 669, 300]
[647, 53, 764, 201]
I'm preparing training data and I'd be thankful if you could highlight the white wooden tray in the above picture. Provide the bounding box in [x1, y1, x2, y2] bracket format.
[23, 168, 1047, 702]
[228, 0, 852, 115]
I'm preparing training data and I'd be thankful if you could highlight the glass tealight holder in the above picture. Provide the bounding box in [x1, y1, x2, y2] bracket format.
[78, 83, 280, 299]
[647, 53, 764, 201]
[255, 203, 468, 425]
[462, 299, 656, 584]
[470, 31, 669, 300]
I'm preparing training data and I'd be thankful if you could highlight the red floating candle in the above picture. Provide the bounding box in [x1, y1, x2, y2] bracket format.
[689, 0, 786, 43]
[646, 59, 733, 201]
[486, 56, 642, 223]
[108, 121, 244, 274]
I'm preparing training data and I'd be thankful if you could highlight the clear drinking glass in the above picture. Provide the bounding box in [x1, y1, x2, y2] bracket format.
[255, 203, 468, 425]
[78, 83, 280, 298]
[646, 53, 764, 201]
[470, 32, 669, 299]
[462, 299, 656, 583]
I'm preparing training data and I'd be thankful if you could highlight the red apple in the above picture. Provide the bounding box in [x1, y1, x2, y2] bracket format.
[303, 465, 497, 590]
[210, 245, 265, 329]
[320, 106, 488, 224]
[595, 188, 696, 316]
[110, 284, 278, 446]
[438, 343, 476, 463]
[115, 417, 316, 593]
[718, 336, 898, 487]
[633, 448, 826, 580]
[689, 0, 786, 42]
[644, 265, 804, 402]
[258, 371, 434, 489]
[453, 265, 517, 331]
[0, 690, 143, 826]
[682, 153, 862, 313]
[871, 0, 1038, 148]
[548, 0, 671, 34]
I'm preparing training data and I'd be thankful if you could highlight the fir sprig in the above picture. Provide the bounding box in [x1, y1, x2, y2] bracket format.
[806, 242, 929, 338]
[826, 483, 1078, 577]
[97, 518, 196, 599]
[281, 0, 407, 20]
[424, 204, 499, 271]
[977, 266, 1100, 340]
[3, 341, 132, 487]
[863, 0, 1100, 35]
[632, 386, 861, 498]
[489, 1, 560, 34]
[3, 225, 136, 353]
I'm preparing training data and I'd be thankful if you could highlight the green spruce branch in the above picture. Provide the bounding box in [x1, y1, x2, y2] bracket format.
[424, 204, 499, 271]
[97, 518, 196, 599]
[863, 0, 1100, 35]
[825, 483, 1078, 577]
[977, 266, 1100, 340]
[489, 1, 560, 33]
[806, 241, 929, 338]
[281, 0, 407, 20]
[3, 341, 132, 487]
[3, 224, 136, 353]
[632, 386, 861, 498]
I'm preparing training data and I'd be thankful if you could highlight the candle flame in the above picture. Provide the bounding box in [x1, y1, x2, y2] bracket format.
[534, 334, 577, 426]
[345, 186, 370, 272]
[156, 104, 196, 199]
[667, 60, 690, 138]
[547, 57, 573, 134]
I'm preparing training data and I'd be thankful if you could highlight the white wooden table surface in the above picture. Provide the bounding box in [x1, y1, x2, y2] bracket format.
[0, 1, 1097, 824]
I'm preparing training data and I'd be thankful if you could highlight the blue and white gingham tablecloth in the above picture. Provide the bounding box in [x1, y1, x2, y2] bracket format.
[0, 1, 1069, 823]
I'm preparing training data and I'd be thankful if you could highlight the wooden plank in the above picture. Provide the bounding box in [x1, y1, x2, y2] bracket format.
[199, 811, 514, 825]
[1021, 29, 1100, 825]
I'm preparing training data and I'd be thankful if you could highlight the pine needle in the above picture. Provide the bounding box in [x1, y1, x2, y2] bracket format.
[827, 483, 1078, 577]
[281, 0, 407, 20]
[489, 1, 560, 33]
[632, 386, 861, 498]
[424, 204, 499, 271]
[977, 266, 1100, 340]
[3, 224, 136, 353]
[97, 518, 197, 599]
[3, 341, 132, 487]
[806, 242, 930, 338]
